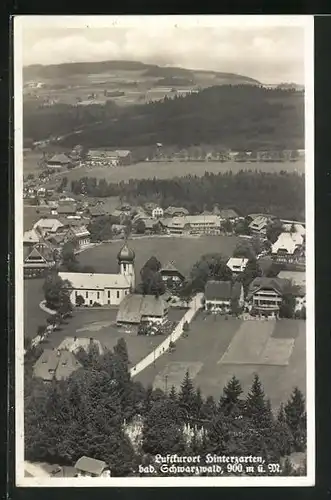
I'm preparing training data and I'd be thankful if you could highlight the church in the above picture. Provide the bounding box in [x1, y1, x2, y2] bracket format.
[59, 243, 135, 307]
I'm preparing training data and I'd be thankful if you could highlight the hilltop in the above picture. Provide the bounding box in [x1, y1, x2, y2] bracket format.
[23, 59, 260, 86]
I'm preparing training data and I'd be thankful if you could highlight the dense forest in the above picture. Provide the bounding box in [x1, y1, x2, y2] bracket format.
[24, 85, 304, 150]
[70, 170, 305, 220]
[25, 339, 307, 476]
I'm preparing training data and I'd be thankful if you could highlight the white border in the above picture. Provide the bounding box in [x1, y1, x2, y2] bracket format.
[14, 15, 315, 487]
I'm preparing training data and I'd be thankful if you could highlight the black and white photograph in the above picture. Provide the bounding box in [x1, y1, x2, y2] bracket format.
[14, 15, 314, 486]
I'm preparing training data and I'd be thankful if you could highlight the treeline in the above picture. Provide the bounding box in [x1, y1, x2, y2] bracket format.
[25, 339, 306, 476]
[25, 84, 304, 150]
[70, 170, 305, 220]
[60, 85, 304, 150]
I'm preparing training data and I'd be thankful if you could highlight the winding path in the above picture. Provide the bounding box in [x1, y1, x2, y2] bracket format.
[130, 293, 204, 378]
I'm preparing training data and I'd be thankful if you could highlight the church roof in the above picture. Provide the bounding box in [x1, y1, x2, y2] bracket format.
[117, 243, 135, 262]
[58, 272, 131, 290]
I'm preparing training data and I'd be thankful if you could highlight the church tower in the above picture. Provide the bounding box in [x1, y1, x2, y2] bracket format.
[117, 243, 135, 291]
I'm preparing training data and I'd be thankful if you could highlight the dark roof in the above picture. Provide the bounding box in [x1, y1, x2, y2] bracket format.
[33, 349, 82, 381]
[219, 208, 239, 219]
[57, 204, 77, 215]
[205, 280, 233, 300]
[247, 277, 289, 299]
[117, 244, 135, 262]
[48, 153, 71, 164]
[117, 294, 168, 324]
[160, 261, 184, 278]
[74, 456, 107, 476]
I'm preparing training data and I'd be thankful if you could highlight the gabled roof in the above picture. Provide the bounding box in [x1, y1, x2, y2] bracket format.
[74, 456, 107, 476]
[23, 228, 40, 244]
[57, 204, 77, 215]
[271, 232, 304, 255]
[205, 280, 233, 301]
[34, 218, 64, 232]
[164, 206, 189, 216]
[249, 216, 269, 231]
[48, 153, 71, 164]
[67, 225, 90, 238]
[219, 209, 239, 219]
[33, 349, 82, 381]
[247, 277, 289, 299]
[58, 272, 131, 290]
[57, 337, 105, 356]
[160, 261, 184, 278]
[117, 294, 168, 324]
[226, 257, 249, 273]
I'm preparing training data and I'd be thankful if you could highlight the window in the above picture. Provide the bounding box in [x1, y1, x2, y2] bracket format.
[86, 292, 88, 298]
[117, 291, 120, 299]
[108, 290, 110, 298]
[97, 292, 100, 299]
[123, 264, 127, 272]
[108, 300, 110, 305]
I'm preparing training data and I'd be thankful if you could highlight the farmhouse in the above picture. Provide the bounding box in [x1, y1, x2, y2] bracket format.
[59, 244, 135, 306]
[271, 232, 305, 264]
[219, 209, 239, 220]
[226, 257, 249, 274]
[57, 203, 78, 217]
[33, 218, 64, 237]
[33, 349, 82, 382]
[248, 215, 270, 235]
[116, 294, 169, 325]
[57, 337, 105, 356]
[88, 149, 132, 166]
[64, 225, 91, 249]
[164, 206, 189, 217]
[23, 240, 56, 277]
[74, 457, 110, 478]
[247, 277, 289, 316]
[204, 280, 244, 314]
[47, 153, 71, 170]
[160, 261, 185, 289]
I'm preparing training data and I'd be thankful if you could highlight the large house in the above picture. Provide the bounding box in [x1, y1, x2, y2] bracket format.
[116, 294, 169, 325]
[88, 149, 132, 166]
[162, 215, 221, 235]
[226, 257, 249, 274]
[164, 206, 189, 218]
[219, 209, 239, 220]
[33, 349, 82, 382]
[63, 225, 91, 249]
[23, 234, 56, 277]
[248, 215, 270, 235]
[152, 206, 164, 219]
[204, 280, 244, 314]
[33, 218, 64, 237]
[47, 153, 71, 170]
[271, 232, 305, 264]
[59, 244, 135, 306]
[160, 262, 185, 289]
[247, 277, 289, 316]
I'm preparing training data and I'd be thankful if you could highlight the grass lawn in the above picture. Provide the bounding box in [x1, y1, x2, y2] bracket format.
[24, 279, 48, 339]
[60, 160, 305, 184]
[136, 314, 306, 410]
[23, 152, 44, 177]
[23, 205, 42, 231]
[78, 235, 240, 276]
[40, 307, 186, 367]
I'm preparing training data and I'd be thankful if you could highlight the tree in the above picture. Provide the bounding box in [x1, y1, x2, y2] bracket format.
[279, 280, 298, 319]
[138, 257, 165, 296]
[219, 376, 243, 416]
[190, 253, 232, 292]
[135, 220, 146, 234]
[61, 241, 79, 272]
[43, 272, 72, 311]
[235, 219, 250, 236]
[114, 338, 130, 367]
[76, 294, 85, 307]
[221, 219, 233, 234]
[233, 241, 255, 260]
[240, 258, 262, 292]
[266, 219, 284, 244]
[178, 371, 196, 423]
[284, 387, 306, 452]
[274, 404, 294, 457]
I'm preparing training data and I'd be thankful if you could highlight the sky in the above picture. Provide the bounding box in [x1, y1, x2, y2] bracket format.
[18, 16, 309, 84]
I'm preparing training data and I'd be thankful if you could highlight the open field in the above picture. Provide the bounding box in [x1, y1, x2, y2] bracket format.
[24, 279, 48, 339]
[136, 314, 306, 410]
[36, 307, 186, 366]
[77, 235, 240, 275]
[59, 160, 305, 184]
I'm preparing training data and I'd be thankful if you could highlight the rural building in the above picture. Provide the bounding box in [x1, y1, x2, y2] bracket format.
[226, 257, 249, 274]
[57, 203, 78, 217]
[160, 262, 185, 289]
[89, 206, 106, 218]
[116, 294, 169, 325]
[152, 206, 164, 219]
[282, 222, 306, 237]
[74, 457, 110, 478]
[33, 218, 64, 237]
[23, 240, 56, 277]
[271, 232, 305, 264]
[163, 215, 221, 235]
[88, 149, 132, 166]
[247, 277, 289, 316]
[59, 244, 135, 306]
[47, 153, 71, 170]
[204, 280, 244, 314]
[57, 337, 105, 356]
[64, 225, 91, 249]
[164, 206, 189, 217]
[219, 209, 239, 220]
[248, 215, 270, 235]
[33, 349, 82, 382]
[23, 228, 41, 245]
